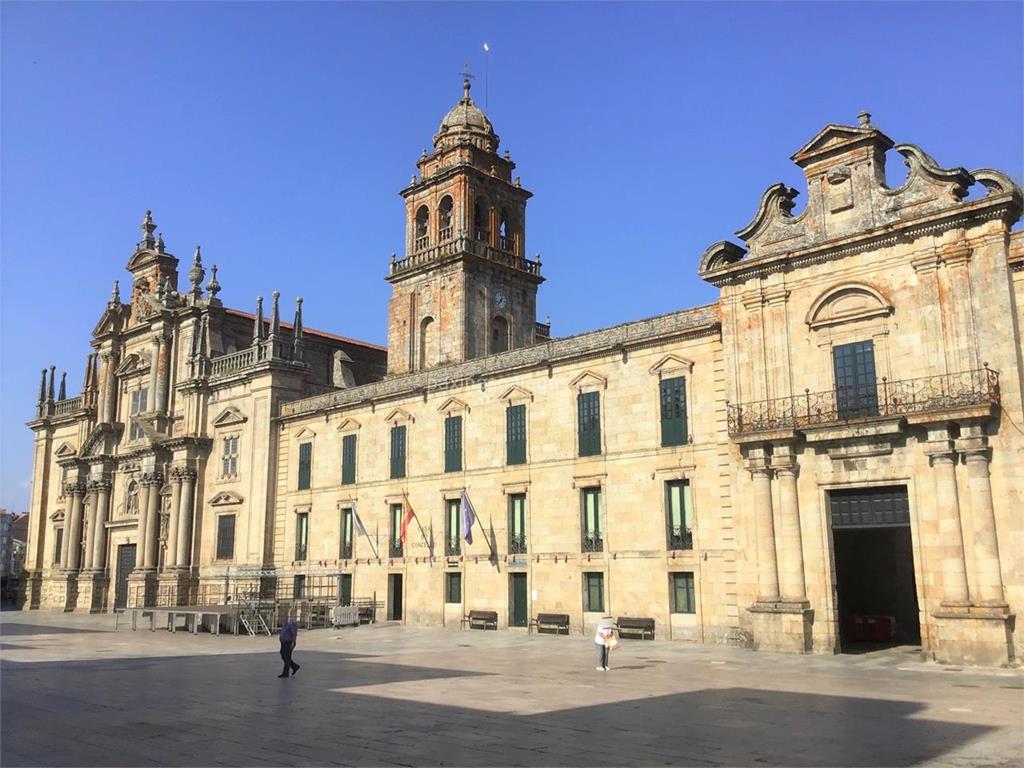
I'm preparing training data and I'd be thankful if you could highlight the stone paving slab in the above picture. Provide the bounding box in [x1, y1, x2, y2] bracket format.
[1, 611, 1021, 767]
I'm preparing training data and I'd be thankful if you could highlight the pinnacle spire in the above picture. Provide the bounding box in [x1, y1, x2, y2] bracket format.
[253, 296, 264, 346]
[188, 245, 205, 299]
[38, 368, 48, 405]
[58, 371, 67, 401]
[139, 210, 156, 250]
[270, 291, 281, 337]
[293, 297, 304, 359]
[206, 264, 221, 300]
[110, 280, 121, 306]
[47, 365, 56, 403]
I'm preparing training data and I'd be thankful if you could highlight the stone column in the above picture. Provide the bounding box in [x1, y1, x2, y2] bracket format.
[156, 335, 171, 414]
[773, 446, 807, 602]
[746, 450, 780, 602]
[141, 473, 162, 570]
[135, 480, 151, 571]
[66, 483, 86, 571]
[956, 426, 1006, 608]
[165, 470, 182, 570]
[82, 483, 100, 570]
[60, 483, 75, 570]
[91, 480, 111, 571]
[100, 351, 118, 424]
[147, 336, 160, 408]
[176, 470, 196, 569]
[924, 430, 970, 607]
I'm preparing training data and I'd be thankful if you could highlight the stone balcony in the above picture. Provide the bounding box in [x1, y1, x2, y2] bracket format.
[204, 339, 304, 380]
[388, 234, 541, 281]
[727, 367, 1000, 440]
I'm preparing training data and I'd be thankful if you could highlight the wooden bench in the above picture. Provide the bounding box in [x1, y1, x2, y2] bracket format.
[463, 610, 498, 630]
[617, 616, 655, 640]
[529, 612, 570, 635]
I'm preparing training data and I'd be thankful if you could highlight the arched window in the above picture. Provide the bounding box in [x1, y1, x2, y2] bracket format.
[491, 316, 509, 354]
[439, 196, 453, 241]
[414, 205, 430, 250]
[474, 199, 489, 243]
[419, 316, 438, 370]
[499, 209, 511, 251]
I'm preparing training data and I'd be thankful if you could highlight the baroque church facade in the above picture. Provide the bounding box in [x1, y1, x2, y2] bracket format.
[23, 81, 1024, 666]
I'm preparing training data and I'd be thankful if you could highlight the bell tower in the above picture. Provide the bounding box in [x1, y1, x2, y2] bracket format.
[386, 77, 543, 375]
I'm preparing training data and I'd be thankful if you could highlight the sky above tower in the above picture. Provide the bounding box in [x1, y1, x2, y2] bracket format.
[1, 1, 1022, 512]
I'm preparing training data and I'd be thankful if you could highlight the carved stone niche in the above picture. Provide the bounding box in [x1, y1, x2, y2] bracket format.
[826, 165, 854, 213]
[805, 282, 893, 331]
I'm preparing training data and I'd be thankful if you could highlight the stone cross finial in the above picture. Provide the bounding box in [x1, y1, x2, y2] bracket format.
[206, 264, 220, 300]
[188, 246, 205, 298]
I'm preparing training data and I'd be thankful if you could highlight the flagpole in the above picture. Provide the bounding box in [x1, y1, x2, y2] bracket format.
[483, 42, 490, 113]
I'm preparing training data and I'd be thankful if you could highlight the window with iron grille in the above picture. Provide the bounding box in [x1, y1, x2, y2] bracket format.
[670, 572, 695, 613]
[506, 404, 527, 465]
[444, 415, 463, 473]
[293, 574, 306, 600]
[665, 480, 693, 550]
[295, 511, 309, 561]
[297, 442, 312, 490]
[221, 435, 239, 479]
[577, 391, 601, 457]
[53, 527, 64, 564]
[389, 503, 404, 557]
[445, 572, 462, 603]
[659, 376, 688, 447]
[581, 487, 603, 552]
[340, 507, 353, 559]
[341, 434, 357, 485]
[833, 340, 878, 420]
[129, 388, 148, 440]
[583, 572, 604, 612]
[508, 493, 527, 554]
[216, 515, 235, 560]
[390, 426, 407, 480]
[445, 498, 461, 556]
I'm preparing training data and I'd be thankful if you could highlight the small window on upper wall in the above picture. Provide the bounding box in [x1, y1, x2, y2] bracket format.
[297, 442, 312, 490]
[221, 435, 240, 479]
[390, 426, 407, 480]
[491, 316, 509, 354]
[659, 376, 688, 447]
[439, 196, 454, 240]
[577, 391, 601, 457]
[414, 205, 430, 250]
[129, 388, 149, 440]
[473, 199, 489, 242]
[444, 415, 463, 473]
[506, 404, 526, 465]
[341, 434, 357, 485]
[53, 528, 64, 565]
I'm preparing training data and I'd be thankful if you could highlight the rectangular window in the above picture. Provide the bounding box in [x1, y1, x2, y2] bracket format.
[444, 415, 463, 473]
[389, 503, 404, 558]
[297, 442, 312, 490]
[666, 480, 693, 550]
[670, 572, 696, 614]
[583, 572, 604, 612]
[216, 515, 235, 560]
[445, 572, 462, 604]
[445, 498, 461, 556]
[53, 528, 64, 565]
[221, 435, 239, 479]
[295, 512, 309, 561]
[508, 493, 527, 554]
[659, 376, 688, 447]
[129, 388, 148, 440]
[506, 404, 527, 465]
[833, 340, 878, 419]
[293, 575, 306, 600]
[341, 434, 357, 485]
[340, 507, 353, 559]
[581, 487, 603, 552]
[577, 391, 601, 457]
[390, 426, 407, 480]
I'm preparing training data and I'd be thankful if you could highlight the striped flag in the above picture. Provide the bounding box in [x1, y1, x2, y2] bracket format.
[460, 490, 477, 545]
[400, 494, 417, 542]
[352, 505, 368, 538]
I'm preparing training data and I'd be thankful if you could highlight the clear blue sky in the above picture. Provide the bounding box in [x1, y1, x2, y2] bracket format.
[2, 1, 1022, 512]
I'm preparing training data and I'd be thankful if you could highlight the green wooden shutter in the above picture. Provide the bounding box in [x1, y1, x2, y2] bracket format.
[577, 391, 601, 457]
[390, 426, 406, 479]
[341, 434, 357, 485]
[444, 415, 462, 472]
[506, 404, 526, 465]
[660, 376, 688, 447]
[297, 442, 312, 490]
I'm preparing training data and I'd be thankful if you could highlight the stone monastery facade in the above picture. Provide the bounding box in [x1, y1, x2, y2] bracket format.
[24, 80, 1024, 666]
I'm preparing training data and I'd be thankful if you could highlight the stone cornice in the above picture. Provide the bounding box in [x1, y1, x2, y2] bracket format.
[279, 303, 720, 421]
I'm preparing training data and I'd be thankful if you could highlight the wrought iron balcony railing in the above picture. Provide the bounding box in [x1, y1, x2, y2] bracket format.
[508, 533, 527, 555]
[389, 541, 403, 559]
[581, 534, 604, 553]
[445, 539, 461, 557]
[668, 528, 693, 551]
[727, 367, 999, 436]
[340, 543, 353, 560]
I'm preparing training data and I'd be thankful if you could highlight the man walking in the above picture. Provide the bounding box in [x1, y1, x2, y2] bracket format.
[278, 614, 301, 678]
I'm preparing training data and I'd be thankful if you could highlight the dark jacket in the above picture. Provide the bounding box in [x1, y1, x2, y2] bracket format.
[280, 619, 298, 644]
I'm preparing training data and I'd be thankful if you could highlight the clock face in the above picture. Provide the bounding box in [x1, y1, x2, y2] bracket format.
[494, 291, 508, 309]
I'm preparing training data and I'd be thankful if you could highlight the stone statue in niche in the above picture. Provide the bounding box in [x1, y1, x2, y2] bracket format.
[827, 166, 854, 213]
[126, 481, 139, 517]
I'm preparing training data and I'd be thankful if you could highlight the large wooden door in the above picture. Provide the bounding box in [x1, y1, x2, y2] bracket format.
[510, 573, 528, 627]
[114, 544, 136, 609]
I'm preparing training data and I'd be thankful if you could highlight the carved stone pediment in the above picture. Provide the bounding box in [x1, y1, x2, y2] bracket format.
[50, 509, 66, 522]
[209, 491, 244, 507]
[212, 406, 247, 428]
[54, 442, 78, 460]
[498, 385, 533, 404]
[806, 283, 893, 330]
[649, 354, 695, 378]
[336, 417, 362, 433]
[294, 426, 317, 440]
[569, 370, 607, 392]
[81, 422, 122, 457]
[437, 396, 469, 415]
[114, 352, 151, 378]
[384, 407, 414, 425]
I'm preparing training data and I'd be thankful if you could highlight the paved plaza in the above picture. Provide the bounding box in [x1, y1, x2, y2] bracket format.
[1, 611, 1022, 767]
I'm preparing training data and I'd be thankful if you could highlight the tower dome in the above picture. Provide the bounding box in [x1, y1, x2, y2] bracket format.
[433, 78, 499, 152]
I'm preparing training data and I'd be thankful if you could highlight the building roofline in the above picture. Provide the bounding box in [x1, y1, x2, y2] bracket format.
[223, 308, 386, 352]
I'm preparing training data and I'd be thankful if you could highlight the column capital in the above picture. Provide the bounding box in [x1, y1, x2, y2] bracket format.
[65, 481, 87, 497]
[87, 478, 112, 493]
[745, 458, 773, 478]
[169, 466, 197, 482]
[140, 471, 164, 487]
[774, 462, 799, 479]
